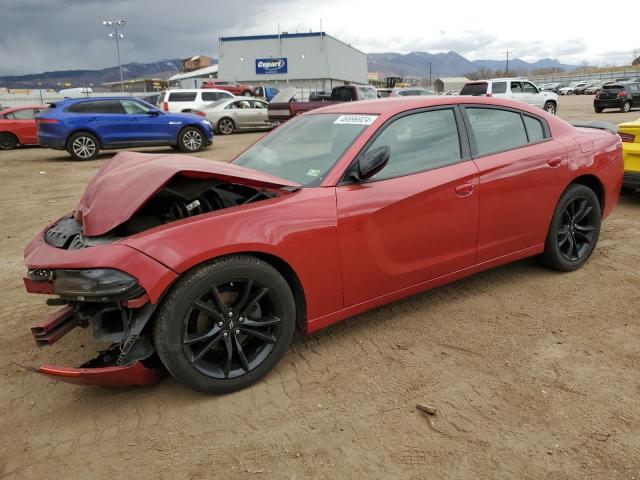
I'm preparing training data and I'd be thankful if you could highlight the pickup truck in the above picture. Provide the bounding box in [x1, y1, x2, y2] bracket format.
[267, 85, 378, 122]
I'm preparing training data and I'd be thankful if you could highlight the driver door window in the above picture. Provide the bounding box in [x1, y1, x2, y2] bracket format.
[120, 100, 151, 114]
[363, 108, 462, 181]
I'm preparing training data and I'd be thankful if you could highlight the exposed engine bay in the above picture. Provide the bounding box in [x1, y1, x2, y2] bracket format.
[45, 175, 277, 250]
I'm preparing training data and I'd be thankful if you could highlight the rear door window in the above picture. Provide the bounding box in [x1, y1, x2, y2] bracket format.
[168, 92, 197, 102]
[491, 82, 507, 94]
[510, 82, 523, 93]
[466, 107, 528, 155]
[460, 83, 488, 96]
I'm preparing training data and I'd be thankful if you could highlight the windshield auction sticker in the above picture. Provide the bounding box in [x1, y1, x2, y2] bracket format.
[334, 115, 378, 125]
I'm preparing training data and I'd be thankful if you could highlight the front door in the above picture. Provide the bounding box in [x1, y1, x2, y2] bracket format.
[120, 99, 170, 143]
[336, 107, 480, 306]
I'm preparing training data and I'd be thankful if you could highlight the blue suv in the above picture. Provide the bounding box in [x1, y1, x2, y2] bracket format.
[36, 97, 214, 160]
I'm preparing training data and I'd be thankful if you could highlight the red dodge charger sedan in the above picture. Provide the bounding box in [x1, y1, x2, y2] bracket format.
[23, 96, 623, 393]
[0, 105, 46, 149]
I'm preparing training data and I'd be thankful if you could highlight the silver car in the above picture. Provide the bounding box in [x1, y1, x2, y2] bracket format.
[198, 97, 272, 135]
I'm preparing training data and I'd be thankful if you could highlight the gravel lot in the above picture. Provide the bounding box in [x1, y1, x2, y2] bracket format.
[1, 95, 639, 479]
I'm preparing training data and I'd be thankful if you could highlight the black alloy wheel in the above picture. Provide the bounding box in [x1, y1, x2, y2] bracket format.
[154, 255, 295, 393]
[0, 132, 18, 150]
[556, 196, 598, 262]
[538, 184, 601, 271]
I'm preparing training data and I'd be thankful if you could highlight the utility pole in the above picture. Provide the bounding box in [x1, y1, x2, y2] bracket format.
[102, 20, 126, 93]
[429, 62, 432, 87]
[504, 50, 512, 77]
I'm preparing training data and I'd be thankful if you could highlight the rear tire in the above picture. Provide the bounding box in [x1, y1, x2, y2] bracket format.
[67, 132, 99, 160]
[178, 126, 205, 152]
[537, 184, 601, 272]
[217, 117, 235, 135]
[153, 255, 296, 394]
[0, 132, 18, 150]
[621, 101, 631, 113]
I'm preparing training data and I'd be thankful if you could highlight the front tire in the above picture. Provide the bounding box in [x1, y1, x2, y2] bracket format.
[154, 255, 296, 394]
[538, 184, 601, 272]
[594, 106, 603, 113]
[67, 132, 99, 160]
[543, 102, 556, 115]
[0, 132, 18, 150]
[178, 126, 205, 152]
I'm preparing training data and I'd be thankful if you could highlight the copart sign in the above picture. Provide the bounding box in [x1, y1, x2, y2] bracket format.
[256, 58, 288, 75]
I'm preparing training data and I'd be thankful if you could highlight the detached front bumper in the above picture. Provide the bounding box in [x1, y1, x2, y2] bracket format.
[24, 219, 178, 387]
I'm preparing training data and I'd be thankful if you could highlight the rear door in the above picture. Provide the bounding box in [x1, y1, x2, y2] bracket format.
[629, 83, 640, 106]
[462, 105, 567, 262]
[67, 100, 128, 145]
[120, 99, 170, 143]
[9, 108, 40, 144]
[508, 81, 528, 105]
[336, 107, 480, 306]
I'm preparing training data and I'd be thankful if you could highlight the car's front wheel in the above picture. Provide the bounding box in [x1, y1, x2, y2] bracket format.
[154, 255, 296, 394]
[178, 126, 205, 152]
[538, 184, 601, 272]
[543, 102, 556, 115]
[0, 132, 18, 150]
[67, 132, 99, 160]
[594, 106, 603, 113]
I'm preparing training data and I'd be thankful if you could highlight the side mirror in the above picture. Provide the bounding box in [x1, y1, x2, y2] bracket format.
[148, 109, 161, 116]
[349, 146, 390, 182]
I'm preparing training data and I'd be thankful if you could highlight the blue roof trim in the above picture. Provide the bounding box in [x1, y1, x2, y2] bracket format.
[220, 32, 326, 42]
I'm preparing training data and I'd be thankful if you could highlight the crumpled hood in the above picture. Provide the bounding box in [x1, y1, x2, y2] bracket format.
[77, 151, 301, 236]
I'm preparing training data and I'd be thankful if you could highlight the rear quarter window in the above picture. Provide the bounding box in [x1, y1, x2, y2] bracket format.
[460, 83, 488, 96]
[168, 92, 197, 102]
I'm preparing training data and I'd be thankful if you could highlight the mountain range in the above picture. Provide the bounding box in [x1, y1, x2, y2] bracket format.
[0, 52, 577, 90]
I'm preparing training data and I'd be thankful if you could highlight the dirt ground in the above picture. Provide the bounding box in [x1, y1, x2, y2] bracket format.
[1, 95, 639, 479]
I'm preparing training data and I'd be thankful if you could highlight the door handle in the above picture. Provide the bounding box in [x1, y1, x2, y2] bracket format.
[455, 183, 475, 197]
[547, 156, 563, 167]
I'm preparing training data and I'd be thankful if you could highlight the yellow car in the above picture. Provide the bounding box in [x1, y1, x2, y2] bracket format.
[619, 118, 640, 191]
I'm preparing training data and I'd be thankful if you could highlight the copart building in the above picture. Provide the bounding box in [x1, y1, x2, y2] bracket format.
[217, 32, 367, 90]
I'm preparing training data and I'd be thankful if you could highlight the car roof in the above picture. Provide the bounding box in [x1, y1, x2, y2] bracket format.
[0, 105, 46, 113]
[306, 95, 552, 117]
[59, 96, 141, 103]
[164, 88, 231, 93]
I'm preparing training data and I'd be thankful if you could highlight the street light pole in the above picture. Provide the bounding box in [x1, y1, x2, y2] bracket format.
[102, 20, 126, 93]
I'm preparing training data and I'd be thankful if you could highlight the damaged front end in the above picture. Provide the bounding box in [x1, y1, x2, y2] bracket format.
[25, 266, 165, 386]
[24, 151, 301, 387]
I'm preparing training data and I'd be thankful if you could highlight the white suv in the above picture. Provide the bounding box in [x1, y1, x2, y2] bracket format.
[460, 78, 559, 115]
[158, 89, 235, 113]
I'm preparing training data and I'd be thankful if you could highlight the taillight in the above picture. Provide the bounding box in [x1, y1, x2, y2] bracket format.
[162, 102, 169, 112]
[619, 132, 635, 142]
[617, 90, 627, 97]
[192, 110, 206, 117]
[36, 118, 60, 124]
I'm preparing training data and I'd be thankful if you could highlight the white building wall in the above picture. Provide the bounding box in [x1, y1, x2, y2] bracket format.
[218, 33, 367, 90]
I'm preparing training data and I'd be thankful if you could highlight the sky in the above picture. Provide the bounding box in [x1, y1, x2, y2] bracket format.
[1, 0, 638, 76]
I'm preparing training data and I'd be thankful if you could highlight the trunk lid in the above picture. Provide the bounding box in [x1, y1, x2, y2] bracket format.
[77, 152, 301, 236]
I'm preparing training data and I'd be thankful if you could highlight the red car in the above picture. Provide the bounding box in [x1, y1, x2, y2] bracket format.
[201, 80, 254, 97]
[0, 105, 46, 149]
[23, 96, 623, 393]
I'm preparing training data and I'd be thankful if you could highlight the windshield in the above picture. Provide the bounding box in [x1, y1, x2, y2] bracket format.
[234, 113, 375, 186]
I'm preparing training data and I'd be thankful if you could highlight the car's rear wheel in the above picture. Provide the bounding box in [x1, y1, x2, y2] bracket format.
[178, 126, 205, 152]
[217, 117, 235, 135]
[543, 102, 556, 115]
[154, 255, 296, 394]
[67, 132, 99, 160]
[538, 184, 601, 272]
[0, 132, 18, 150]
[594, 106, 603, 113]
[621, 101, 631, 113]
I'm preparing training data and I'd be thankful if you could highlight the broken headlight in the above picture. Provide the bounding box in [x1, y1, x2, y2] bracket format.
[52, 269, 144, 301]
